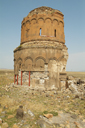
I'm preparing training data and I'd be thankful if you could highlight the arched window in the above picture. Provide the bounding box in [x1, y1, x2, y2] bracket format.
[39, 28, 42, 36]
[54, 29, 56, 37]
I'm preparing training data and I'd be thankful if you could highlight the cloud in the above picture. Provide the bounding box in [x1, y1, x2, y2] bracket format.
[66, 52, 85, 71]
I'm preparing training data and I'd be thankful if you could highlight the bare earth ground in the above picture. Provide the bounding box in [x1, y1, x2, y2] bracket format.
[0, 70, 85, 128]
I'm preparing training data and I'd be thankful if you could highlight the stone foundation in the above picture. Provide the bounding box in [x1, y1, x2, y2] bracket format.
[15, 70, 67, 91]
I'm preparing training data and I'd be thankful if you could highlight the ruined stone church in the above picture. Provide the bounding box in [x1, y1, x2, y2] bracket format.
[14, 6, 68, 90]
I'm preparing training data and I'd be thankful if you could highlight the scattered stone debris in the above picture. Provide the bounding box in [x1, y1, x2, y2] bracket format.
[1, 122, 8, 128]
[28, 109, 34, 117]
[0, 72, 85, 128]
[43, 114, 53, 119]
[37, 112, 85, 128]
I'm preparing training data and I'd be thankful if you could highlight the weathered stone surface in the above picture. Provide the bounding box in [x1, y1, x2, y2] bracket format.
[28, 109, 34, 117]
[43, 114, 53, 119]
[21, 124, 30, 128]
[14, 6, 68, 91]
[16, 106, 24, 118]
[37, 119, 53, 128]
[1, 122, 8, 128]
[12, 124, 19, 128]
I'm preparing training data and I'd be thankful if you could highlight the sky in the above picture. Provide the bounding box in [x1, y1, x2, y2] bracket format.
[0, 0, 85, 71]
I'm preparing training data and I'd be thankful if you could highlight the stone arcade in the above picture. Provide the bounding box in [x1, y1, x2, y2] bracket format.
[14, 6, 68, 90]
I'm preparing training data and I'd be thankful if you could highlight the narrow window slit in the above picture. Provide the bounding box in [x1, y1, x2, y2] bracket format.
[39, 28, 42, 36]
[54, 29, 56, 37]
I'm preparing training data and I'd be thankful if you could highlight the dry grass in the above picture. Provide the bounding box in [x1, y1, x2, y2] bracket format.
[0, 69, 85, 127]
[0, 69, 14, 86]
[67, 71, 85, 79]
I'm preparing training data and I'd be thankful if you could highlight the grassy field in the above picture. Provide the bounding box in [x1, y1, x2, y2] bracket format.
[67, 71, 85, 79]
[0, 69, 85, 127]
[0, 69, 14, 86]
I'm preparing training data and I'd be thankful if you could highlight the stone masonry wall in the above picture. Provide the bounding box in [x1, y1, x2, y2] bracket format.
[21, 6, 65, 44]
[14, 6, 68, 90]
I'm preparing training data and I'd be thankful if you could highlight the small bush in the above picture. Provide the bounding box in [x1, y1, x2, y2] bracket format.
[50, 111, 58, 116]
[43, 111, 58, 116]
[18, 45, 22, 50]
[43, 111, 48, 114]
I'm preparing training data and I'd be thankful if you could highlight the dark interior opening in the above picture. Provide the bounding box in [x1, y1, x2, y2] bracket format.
[54, 29, 56, 37]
